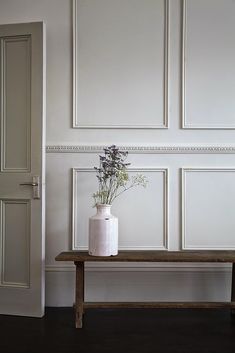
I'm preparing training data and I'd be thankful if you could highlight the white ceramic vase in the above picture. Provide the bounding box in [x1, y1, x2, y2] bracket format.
[88, 204, 118, 256]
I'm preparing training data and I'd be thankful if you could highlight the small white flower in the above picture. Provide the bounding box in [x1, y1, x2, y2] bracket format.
[92, 146, 148, 206]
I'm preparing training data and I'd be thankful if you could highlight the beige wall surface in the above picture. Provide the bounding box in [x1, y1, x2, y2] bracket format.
[1, 0, 235, 305]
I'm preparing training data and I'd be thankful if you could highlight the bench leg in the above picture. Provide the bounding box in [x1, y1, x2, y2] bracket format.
[75, 262, 84, 328]
[231, 263, 235, 315]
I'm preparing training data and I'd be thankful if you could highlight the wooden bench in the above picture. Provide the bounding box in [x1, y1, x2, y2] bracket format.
[55, 250, 235, 328]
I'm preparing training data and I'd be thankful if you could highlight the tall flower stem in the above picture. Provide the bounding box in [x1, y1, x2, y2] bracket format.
[92, 145, 148, 206]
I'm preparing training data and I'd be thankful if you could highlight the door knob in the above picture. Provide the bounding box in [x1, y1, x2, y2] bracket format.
[20, 182, 38, 186]
[20, 176, 40, 199]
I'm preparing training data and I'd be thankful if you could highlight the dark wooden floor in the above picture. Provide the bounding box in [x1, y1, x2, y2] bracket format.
[1, 308, 235, 353]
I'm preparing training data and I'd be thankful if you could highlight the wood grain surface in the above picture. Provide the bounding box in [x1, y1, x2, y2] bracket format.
[55, 250, 235, 263]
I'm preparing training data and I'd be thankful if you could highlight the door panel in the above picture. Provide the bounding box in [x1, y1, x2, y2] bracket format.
[0, 199, 30, 288]
[1, 35, 31, 171]
[0, 22, 45, 317]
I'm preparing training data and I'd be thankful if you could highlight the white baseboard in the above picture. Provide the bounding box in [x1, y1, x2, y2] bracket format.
[45, 266, 232, 306]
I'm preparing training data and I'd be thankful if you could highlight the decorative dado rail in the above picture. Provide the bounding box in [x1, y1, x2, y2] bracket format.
[46, 145, 235, 154]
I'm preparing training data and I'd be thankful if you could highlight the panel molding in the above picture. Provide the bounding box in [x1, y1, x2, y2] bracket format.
[72, 167, 169, 250]
[182, 0, 235, 129]
[181, 168, 235, 250]
[0, 35, 31, 172]
[181, 0, 189, 129]
[0, 199, 30, 288]
[46, 145, 235, 154]
[72, 0, 169, 129]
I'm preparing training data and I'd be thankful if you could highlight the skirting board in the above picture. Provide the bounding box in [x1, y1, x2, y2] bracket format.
[45, 266, 232, 306]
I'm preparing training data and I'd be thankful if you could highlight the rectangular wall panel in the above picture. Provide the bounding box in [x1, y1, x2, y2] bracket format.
[0, 200, 30, 287]
[73, 0, 168, 128]
[0, 36, 31, 171]
[182, 169, 235, 249]
[72, 168, 168, 250]
[182, 0, 235, 128]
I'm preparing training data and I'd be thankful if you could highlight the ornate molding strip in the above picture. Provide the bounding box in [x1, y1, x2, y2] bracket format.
[46, 145, 235, 154]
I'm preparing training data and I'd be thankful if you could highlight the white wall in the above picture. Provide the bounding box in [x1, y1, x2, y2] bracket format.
[1, 0, 235, 306]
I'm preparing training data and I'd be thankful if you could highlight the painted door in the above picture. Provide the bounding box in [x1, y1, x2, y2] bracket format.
[0, 22, 45, 317]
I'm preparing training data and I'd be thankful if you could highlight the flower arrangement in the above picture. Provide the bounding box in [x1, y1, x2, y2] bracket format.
[92, 145, 148, 206]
